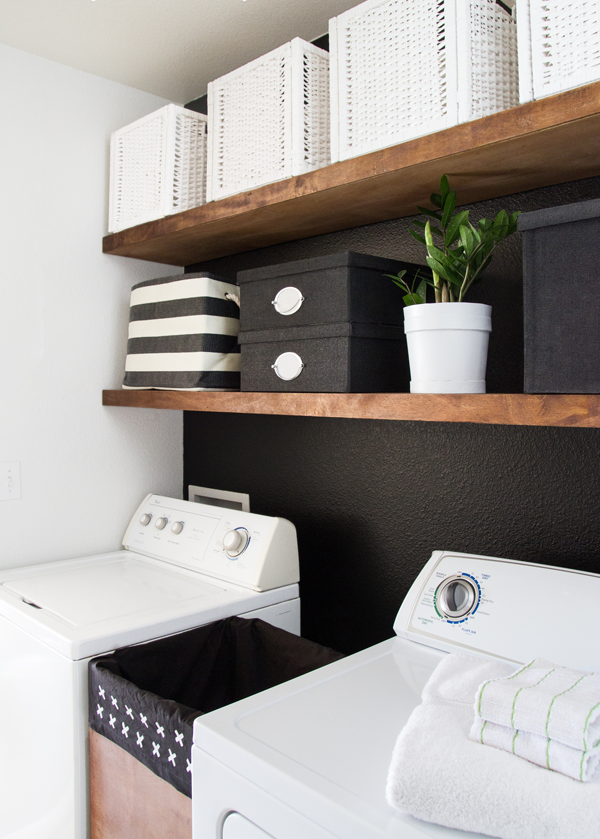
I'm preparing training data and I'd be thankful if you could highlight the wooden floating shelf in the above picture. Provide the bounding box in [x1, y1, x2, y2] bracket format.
[102, 390, 600, 428]
[102, 82, 600, 267]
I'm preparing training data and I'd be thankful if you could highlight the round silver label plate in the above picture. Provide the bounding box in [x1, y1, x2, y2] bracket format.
[272, 351, 304, 381]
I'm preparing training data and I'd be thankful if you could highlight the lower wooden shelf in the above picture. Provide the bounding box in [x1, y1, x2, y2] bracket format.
[102, 390, 600, 427]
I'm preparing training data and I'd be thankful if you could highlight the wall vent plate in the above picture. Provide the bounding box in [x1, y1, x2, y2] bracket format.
[188, 485, 250, 512]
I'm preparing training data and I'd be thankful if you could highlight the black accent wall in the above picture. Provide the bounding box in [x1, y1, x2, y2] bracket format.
[183, 176, 600, 655]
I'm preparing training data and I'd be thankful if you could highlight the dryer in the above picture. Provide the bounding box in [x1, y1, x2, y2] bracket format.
[192, 550, 599, 839]
[0, 493, 299, 839]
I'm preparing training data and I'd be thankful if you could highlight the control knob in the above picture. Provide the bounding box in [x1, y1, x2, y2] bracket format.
[435, 574, 480, 621]
[139, 513, 152, 526]
[171, 521, 184, 535]
[223, 528, 249, 558]
[155, 517, 168, 530]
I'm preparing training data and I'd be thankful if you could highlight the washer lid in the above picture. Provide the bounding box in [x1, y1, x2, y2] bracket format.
[0, 551, 299, 660]
[2, 556, 223, 626]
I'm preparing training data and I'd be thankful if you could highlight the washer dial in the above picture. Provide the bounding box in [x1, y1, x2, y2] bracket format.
[139, 513, 152, 526]
[434, 574, 480, 622]
[155, 516, 168, 530]
[223, 527, 250, 558]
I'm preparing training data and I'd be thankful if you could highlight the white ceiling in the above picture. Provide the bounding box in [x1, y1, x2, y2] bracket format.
[1, 0, 359, 104]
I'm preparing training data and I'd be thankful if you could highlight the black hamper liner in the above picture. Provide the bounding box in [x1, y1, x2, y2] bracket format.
[89, 617, 345, 797]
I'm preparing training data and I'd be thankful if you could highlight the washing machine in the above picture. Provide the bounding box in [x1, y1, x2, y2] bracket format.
[0, 493, 300, 839]
[192, 550, 599, 839]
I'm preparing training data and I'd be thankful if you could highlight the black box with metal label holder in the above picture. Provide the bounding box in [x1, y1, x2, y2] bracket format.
[237, 252, 424, 393]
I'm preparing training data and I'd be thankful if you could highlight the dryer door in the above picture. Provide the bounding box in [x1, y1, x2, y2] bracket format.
[223, 813, 274, 839]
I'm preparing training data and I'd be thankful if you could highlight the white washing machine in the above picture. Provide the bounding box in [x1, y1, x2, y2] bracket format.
[192, 550, 599, 839]
[0, 493, 300, 839]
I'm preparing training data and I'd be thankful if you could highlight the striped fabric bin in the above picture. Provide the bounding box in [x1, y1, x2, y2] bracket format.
[123, 272, 240, 391]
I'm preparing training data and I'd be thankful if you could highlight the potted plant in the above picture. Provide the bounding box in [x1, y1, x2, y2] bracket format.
[388, 176, 520, 393]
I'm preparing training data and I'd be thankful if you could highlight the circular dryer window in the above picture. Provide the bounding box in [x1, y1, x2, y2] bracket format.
[271, 287, 304, 316]
[271, 352, 304, 381]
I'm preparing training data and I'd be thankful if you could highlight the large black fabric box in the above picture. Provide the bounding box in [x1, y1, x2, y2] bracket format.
[239, 322, 408, 392]
[89, 617, 343, 798]
[520, 199, 600, 393]
[237, 251, 422, 331]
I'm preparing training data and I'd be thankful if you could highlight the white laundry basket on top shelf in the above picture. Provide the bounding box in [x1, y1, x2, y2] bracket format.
[329, 0, 519, 163]
[207, 38, 330, 202]
[517, 0, 600, 102]
[108, 104, 208, 233]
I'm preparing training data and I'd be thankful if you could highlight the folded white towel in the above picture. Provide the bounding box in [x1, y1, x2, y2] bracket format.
[386, 654, 600, 839]
[475, 658, 600, 752]
[470, 716, 600, 782]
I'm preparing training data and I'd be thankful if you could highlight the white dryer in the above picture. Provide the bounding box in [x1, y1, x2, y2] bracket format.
[0, 494, 300, 839]
[192, 550, 600, 839]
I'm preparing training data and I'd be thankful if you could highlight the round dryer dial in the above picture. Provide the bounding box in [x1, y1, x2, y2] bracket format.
[434, 573, 481, 622]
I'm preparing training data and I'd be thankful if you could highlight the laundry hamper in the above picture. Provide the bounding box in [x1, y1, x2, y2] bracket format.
[207, 38, 330, 201]
[329, 0, 519, 162]
[89, 617, 344, 839]
[122, 272, 240, 391]
[108, 104, 208, 233]
[517, 0, 600, 102]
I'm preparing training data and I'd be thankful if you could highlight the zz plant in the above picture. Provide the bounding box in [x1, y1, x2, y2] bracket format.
[388, 175, 520, 305]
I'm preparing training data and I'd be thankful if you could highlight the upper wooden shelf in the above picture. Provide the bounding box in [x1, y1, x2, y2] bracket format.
[102, 390, 600, 428]
[103, 82, 600, 267]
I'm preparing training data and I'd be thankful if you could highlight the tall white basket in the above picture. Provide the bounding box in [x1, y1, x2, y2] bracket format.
[108, 104, 208, 233]
[330, 0, 519, 163]
[207, 38, 330, 202]
[517, 0, 600, 102]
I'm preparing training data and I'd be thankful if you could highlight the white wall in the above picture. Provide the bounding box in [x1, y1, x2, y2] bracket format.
[0, 45, 183, 568]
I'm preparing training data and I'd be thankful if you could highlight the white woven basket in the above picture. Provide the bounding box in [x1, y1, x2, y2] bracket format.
[108, 104, 208, 233]
[207, 38, 330, 202]
[330, 0, 519, 163]
[517, 0, 600, 102]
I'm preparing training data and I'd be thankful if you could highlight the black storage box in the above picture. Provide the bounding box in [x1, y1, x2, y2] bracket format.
[520, 199, 600, 393]
[239, 322, 407, 392]
[89, 617, 344, 798]
[237, 251, 422, 330]
[237, 252, 422, 392]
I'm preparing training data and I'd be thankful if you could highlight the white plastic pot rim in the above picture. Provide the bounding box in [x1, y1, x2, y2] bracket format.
[404, 303, 492, 333]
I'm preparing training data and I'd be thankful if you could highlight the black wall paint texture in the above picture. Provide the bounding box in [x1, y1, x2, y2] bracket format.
[183, 176, 600, 655]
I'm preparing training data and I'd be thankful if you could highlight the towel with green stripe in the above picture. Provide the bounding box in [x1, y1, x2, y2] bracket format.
[470, 658, 600, 781]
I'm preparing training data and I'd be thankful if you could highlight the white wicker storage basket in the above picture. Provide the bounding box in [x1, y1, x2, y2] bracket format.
[517, 0, 600, 102]
[207, 38, 330, 202]
[108, 104, 208, 233]
[329, 0, 519, 163]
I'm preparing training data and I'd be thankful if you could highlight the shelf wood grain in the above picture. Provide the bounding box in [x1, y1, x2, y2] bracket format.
[102, 82, 600, 267]
[102, 390, 600, 428]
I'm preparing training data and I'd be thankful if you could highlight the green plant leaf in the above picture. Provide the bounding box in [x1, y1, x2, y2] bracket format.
[444, 210, 469, 247]
[412, 220, 444, 237]
[459, 223, 475, 255]
[430, 193, 443, 208]
[441, 190, 457, 228]
[417, 206, 443, 221]
[415, 279, 428, 303]
[409, 228, 427, 246]
[439, 175, 450, 201]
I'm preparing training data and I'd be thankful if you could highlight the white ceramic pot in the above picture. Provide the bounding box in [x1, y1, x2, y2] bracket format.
[403, 302, 492, 393]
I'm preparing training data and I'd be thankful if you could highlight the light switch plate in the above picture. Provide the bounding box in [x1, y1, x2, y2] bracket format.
[0, 461, 21, 501]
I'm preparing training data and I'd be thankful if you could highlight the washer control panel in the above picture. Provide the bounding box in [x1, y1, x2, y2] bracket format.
[393, 551, 600, 671]
[123, 495, 299, 592]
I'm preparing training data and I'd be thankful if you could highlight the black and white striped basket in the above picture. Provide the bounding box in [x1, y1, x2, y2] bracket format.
[123, 272, 240, 391]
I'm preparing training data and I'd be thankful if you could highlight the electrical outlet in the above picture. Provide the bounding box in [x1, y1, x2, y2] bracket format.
[0, 461, 21, 501]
